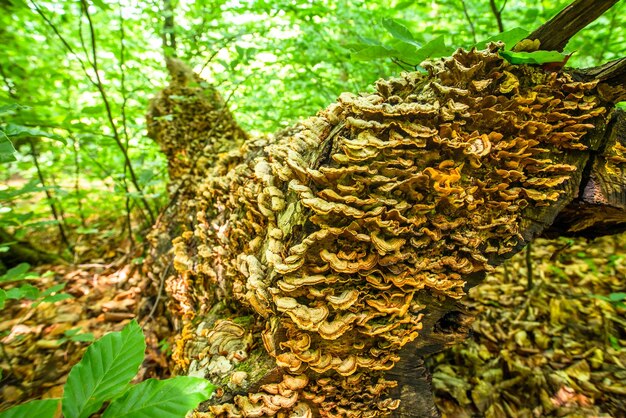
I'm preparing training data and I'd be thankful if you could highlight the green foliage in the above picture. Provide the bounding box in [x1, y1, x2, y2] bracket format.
[499, 49, 569, 65]
[62, 320, 147, 418]
[473, 27, 530, 49]
[381, 18, 420, 46]
[56, 327, 96, 345]
[0, 132, 17, 163]
[0, 320, 214, 418]
[0, 399, 59, 418]
[348, 18, 454, 69]
[0, 263, 71, 309]
[101, 377, 215, 418]
[591, 293, 626, 310]
[0, 0, 624, 258]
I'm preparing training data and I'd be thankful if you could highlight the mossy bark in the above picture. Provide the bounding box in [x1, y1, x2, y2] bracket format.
[144, 47, 626, 417]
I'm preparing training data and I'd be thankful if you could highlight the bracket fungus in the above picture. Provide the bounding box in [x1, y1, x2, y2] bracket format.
[153, 44, 615, 416]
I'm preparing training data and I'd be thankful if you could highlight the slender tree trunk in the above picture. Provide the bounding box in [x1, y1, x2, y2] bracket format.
[142, 2, 626, 416]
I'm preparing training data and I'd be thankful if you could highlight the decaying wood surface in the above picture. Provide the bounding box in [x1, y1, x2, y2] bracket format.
[142, 4, 626, 417]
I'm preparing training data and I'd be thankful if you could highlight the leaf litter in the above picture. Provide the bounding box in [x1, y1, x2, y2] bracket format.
[1, 234, 625, 417]
[0, 256, 171, 410]
[429, 234, 626, 418]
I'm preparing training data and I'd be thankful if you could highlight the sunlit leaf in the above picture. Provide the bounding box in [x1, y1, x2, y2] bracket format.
[0, 103, 29, 116]
[3, 123, 66, 144]
[62, 320, 146, 418]
[412, 36, 454, 65]
[474, 27, 530, 50]
[6, 284, 40, 300]
[102, 377, 215, 418]
[381, 18, 420, 46]
[0, 262, 34, 283]
[0, 132, 17, 163]
[609, 293, 626, 302]
[351, 45, 395, 61]
[499, 49, 568, 65]
[0, 398, 59, 418]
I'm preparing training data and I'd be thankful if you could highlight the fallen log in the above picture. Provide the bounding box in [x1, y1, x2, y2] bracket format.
[142, 2, 626, 416]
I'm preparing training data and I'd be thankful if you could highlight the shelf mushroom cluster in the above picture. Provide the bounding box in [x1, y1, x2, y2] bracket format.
[172, 44, 606, 417]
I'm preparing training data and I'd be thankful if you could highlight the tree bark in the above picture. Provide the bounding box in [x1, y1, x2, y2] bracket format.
[523, 0, 622, 52]
[143, 11, 626, 418]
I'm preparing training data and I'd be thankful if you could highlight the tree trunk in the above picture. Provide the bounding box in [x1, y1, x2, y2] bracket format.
[142, 10, 626, 418]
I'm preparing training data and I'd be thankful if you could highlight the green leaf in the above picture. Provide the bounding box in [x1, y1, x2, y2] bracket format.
[70, 332, 96, 343]
[590, 294, 610, 302]
[474, 27, 530, 50]
[381, 18, 419, 46]
[3, 124, 66, 145]
[90, 0, 111, 10]
[0, 398, 59, 418]
[0, 289, 6, 309]
[351, 45, 395, 61]
[412, 36, 454, 65]
[0, 103, 29, 116]
[38, 282, 65, 296]
[499, 49, 568, 65]
[609, 293, 626, 302]
[35, 293, 73, 306]
[609, 335, 621, 350]
[6, 284, 40, 300]
[0, 132, 17, 164]
[102, 377, 214, 418]
[0, 263, 35, 283]
[62, 320, 146, 418]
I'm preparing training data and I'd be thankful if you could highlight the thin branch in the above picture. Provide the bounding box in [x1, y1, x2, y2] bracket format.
[459, 0, 477, 44]
[31, 2, 94, 83]
[142, 262, 171, 325]
[33, 0, 155, 226]
[489, 0, 506, 33]
[79, 0, 155, 224]
[29, 139, 72, 253]
[526, 242, 533, 290]
[118, 4, 135, 249]
[199, 35, 238, 74]
[71, 135, 86, 228]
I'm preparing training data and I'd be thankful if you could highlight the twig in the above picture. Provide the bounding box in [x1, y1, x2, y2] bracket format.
[489, 0, 507, 33]
[526, 241, 533, 290]
[199, 35, 238, 74]
[70, 134, 86, 228]
[460, 0, 477, 44]
[118, 5, 135, 250]
[142, 262, 171, 325]
[29, 139, 73, 254]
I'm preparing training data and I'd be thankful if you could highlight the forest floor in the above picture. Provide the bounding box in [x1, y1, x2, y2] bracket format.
[430, 235, 626, 418]
[0, 235, 625, 417]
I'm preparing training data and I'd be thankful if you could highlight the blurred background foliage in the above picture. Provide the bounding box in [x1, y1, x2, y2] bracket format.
[1, 0, 625, 266]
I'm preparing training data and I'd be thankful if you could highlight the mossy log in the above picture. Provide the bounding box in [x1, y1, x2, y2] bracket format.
[143, 13, 626, 415]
